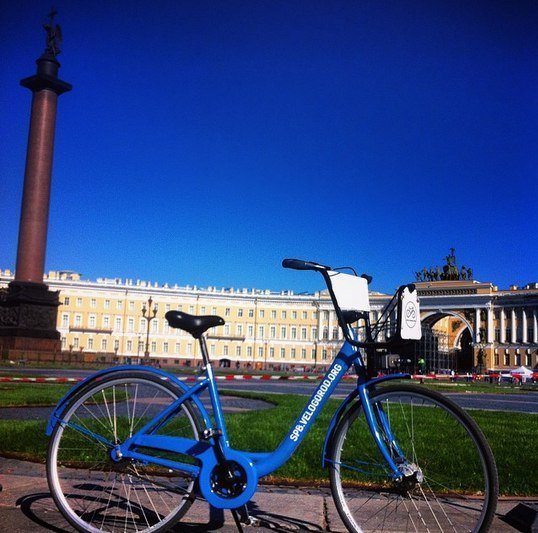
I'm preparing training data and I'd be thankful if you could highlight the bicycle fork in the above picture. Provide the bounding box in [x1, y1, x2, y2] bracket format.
[358, 385, 416, 484]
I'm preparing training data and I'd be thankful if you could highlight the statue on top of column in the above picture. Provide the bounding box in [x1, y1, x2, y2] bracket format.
[43, 9, 62, 57]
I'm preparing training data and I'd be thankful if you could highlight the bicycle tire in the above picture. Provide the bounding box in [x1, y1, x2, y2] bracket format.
[328, 384, 498, 533]
[47, 369, 205, 533]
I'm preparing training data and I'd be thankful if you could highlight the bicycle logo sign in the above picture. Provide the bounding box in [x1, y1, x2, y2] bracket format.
[405, 301, 417, 328]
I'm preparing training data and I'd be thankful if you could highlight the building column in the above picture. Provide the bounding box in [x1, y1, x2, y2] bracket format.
[511, 308, 517, 344]
[532, 309, 538, 344]
[500, 308, 506, 343]
[486, 304, 494, 343]
[474, 308, 481, 343]
[522, 309, 528, 343]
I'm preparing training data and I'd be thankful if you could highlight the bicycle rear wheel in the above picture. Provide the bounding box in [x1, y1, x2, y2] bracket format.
[47, 370, 203, 533]
[328, 384, 498, 532]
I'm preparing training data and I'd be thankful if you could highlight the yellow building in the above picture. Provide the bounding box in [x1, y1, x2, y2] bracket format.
[1, 269, 537, 372]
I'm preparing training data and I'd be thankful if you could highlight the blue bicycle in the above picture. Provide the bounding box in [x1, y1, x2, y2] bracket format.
[46, 259, 498, 532]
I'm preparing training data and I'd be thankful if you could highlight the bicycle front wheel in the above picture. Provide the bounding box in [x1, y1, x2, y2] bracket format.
[47, 370, 204, 533]
[328, 384, 498, 532]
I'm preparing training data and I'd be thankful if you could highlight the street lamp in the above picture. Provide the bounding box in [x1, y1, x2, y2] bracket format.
[141, 297, 157, 365]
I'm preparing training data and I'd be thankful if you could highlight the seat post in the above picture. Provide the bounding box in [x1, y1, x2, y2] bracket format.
[198, 335, 211, 367]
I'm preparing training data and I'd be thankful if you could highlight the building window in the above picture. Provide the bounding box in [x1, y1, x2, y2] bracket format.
[301, 327, 307, 340]
[247, 346, 253, 357]
[128, 318, 134, 332]
[64, 297, 70, 306]
[225, 308, 231, 317]
[282, 311, 287, 319]
[89, 315, 96, 328]
[238, 308, 243, 317]
[163, 342, 169, 353]
[101, 339, 108, 351]
[116, 300, 122, 310]
[103, 315, 110, 328]
[151, 341, 157, 352]
[258, 347, 263, 358]
[312, 327, 318, 340]
[301, 348, 306, 359]
[74, 314, 82, 327]
[126, 340, 132, 352]
[223, 345, 229, 356]
[236, 346, 241, 357]
[61, 314, 69, 328]
[271, 310, 276, 319]
[104, 299, 110, 309]
[114, 339, 120, 351]
[61, 337, 66, 349]
[237, 324, 243, 336]
[280, 326, 286, 339]
[280, 348, 285, 359]
[73, 337, 79, 349]
[258, 325, 264, 338]
[259, 310, 265, 318]
[115, 317, 122, 332]
[270, 326, 276, 338]
[504, 351, 510, 366]
[247, 325, 254, 337]
[302, 311, 307, 320]
[292, 311, 297, 319]
[90, 298, 96, 308]
[270, 347, 275, 358]
[186, 343, 192, 355]
[76, 298, 82, 307]
[129, 301, 134, 310]
[248, 309, 254, 318]
[291, 327, 297, 339]
[291, 348, 296, 359]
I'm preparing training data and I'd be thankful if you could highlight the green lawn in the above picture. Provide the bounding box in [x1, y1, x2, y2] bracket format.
[0, 383, 72, 407]
[0, 384, 535, 495]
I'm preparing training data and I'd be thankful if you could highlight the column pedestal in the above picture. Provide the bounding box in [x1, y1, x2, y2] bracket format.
[0, 281, 61, 360]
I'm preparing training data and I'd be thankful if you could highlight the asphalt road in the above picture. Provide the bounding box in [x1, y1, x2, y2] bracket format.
[1, 366, 537, 413]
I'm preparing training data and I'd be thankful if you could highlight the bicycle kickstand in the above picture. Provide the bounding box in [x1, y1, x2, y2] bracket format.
[231, 504, 260, 531]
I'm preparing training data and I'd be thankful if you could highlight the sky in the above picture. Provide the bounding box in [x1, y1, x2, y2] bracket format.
[1, 0, 537, 295]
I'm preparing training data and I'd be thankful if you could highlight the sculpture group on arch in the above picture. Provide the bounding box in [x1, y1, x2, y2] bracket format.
[415, 248, 473, 282]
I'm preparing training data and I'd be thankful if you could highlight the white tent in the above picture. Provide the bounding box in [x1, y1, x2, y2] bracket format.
[510, 366, 533, 376]
[510, 366, 533, 382]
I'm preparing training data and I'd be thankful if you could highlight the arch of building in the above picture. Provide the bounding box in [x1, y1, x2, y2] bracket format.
[421, 310, 474, 342]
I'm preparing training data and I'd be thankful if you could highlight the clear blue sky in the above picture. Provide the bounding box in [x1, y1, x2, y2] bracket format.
[1, 0, 537, 294]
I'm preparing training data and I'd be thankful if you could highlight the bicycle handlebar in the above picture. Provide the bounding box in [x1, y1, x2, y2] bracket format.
[282, 258, 331, 271]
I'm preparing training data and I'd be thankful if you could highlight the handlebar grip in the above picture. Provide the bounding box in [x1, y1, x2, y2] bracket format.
[282, 258, 331, 271]
[361, 273, 373, 285]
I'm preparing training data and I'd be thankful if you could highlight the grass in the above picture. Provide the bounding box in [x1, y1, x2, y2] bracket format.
[0, 383, 72, 407]
[0, 384, 536, 495]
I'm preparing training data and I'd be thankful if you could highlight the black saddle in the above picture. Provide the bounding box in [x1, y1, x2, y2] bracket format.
[165, 311, 225, 338]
